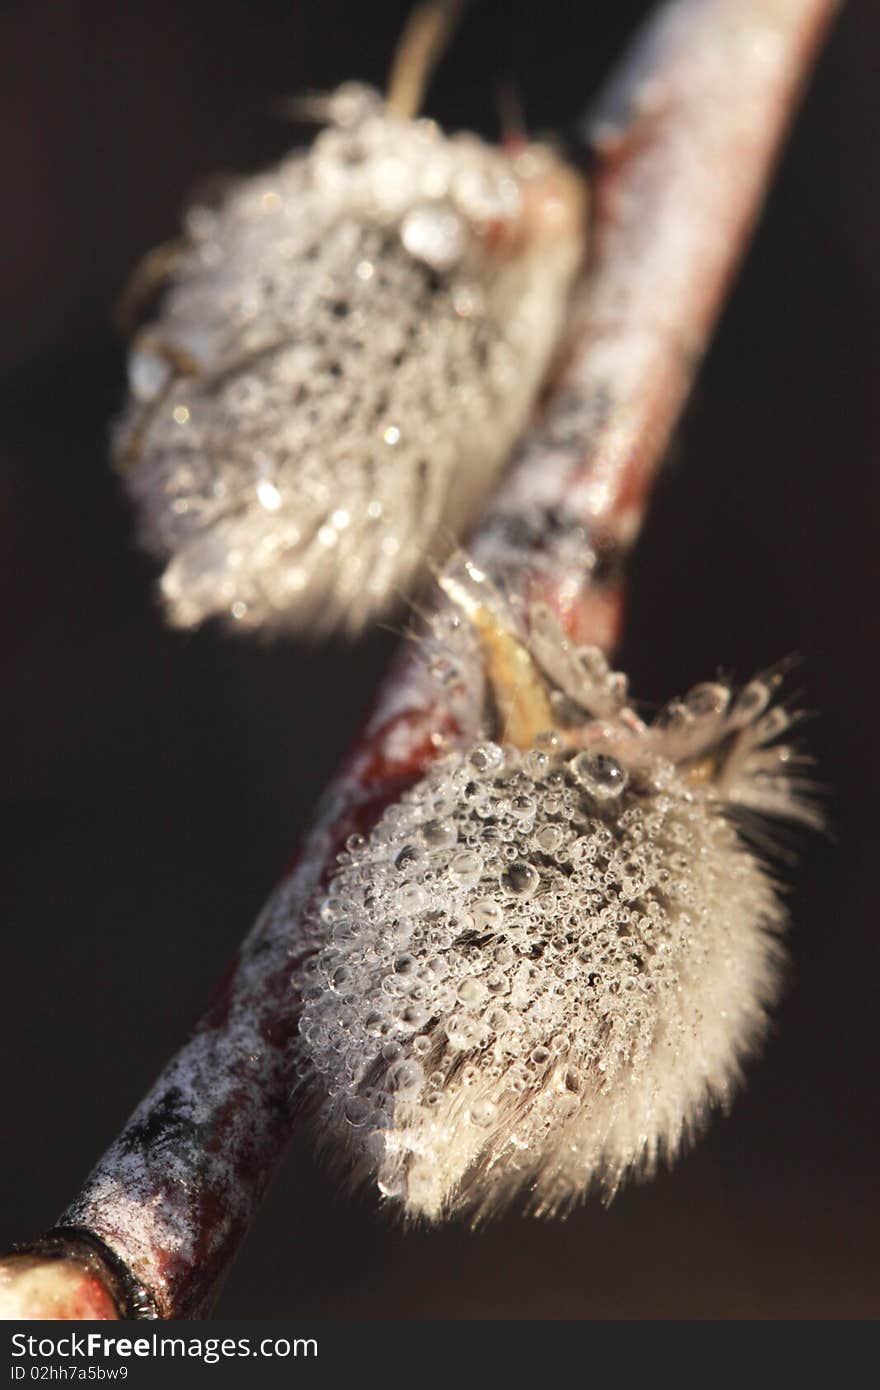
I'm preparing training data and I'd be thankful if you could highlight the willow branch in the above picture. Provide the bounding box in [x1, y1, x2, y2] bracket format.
[1, 0, 840, 1320]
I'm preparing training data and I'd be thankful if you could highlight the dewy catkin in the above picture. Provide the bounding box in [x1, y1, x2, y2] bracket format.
[295, 560, 818, 1221]
[115, 71, 586, 634]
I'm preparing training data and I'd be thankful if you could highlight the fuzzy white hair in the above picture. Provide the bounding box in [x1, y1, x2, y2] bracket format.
[115, 86, 585, 635]
[295, 574, 817, 1221]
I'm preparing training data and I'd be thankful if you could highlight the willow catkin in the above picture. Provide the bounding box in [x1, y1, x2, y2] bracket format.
[295, 561, 817, 1222]
[115, 85, 586, 635]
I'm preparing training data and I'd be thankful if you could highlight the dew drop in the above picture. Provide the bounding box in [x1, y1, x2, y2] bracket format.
[398, 883, 428, 913]
[500, 862, 540, 897]
[685, 682, 730, 718]
[471, 897, 504, 931]
[129, 348, 170, 402]
[401, 202, 466, 272]
[344, 1096, 372, 1127]
[422, 818, 458, 849]
[469, 743, 504, 773]
[395, 843, 424, 871]
[387, 1059, 424, 1100]
[457, 976, 487, 1007]
[446, 1014, 480, 1050]
[535, 824, 564, 854]
[449, 850, 483, 887]
[469, 1097, 496, 1128]
[377, 1164, 406, 1198]
[397, 1001, 429, 1030]
[571, 752, 628, 801]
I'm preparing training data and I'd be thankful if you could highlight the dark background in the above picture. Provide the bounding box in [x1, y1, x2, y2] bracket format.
[1, 0, 877, 1319]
